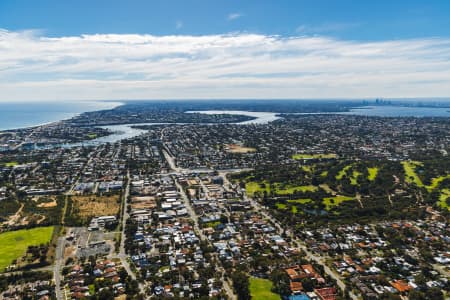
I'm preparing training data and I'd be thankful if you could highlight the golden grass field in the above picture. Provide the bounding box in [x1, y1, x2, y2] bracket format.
[35, 196, 58, 208]
[71, 195, 120, 220]
[226, 144, 256, 153]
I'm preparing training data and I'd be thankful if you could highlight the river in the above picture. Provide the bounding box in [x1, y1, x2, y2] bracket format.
[39, 106, 450, 148]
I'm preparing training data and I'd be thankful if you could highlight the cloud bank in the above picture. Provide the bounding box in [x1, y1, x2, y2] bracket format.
[0, 29, 450, 101]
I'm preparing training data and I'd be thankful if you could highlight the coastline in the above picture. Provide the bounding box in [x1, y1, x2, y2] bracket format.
[0, 101, 124, 132]
[5, 101, 449, 133]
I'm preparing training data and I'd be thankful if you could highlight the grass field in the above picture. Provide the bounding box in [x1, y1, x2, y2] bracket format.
[275, 203, 287, 210]
[319, 184, 335, 195]
[336, 165, 361, 185]
[301, 165, 312, 172]
[3, 161, 19, 167]
[89, 284, 95, 295]
[438, 189, 450, 210]
[293, 153, 337, 160]
[203, 221, 221, 228]
[249, 277, 280, 300]
[245, 181, 270, 195]
[368, 167, 378, 181]
[350, 170, 362, 185]
[287, 199, 312, 214]
[246, 182, 318, 196]
[426, 175, 450, 192]
[275, 184, 318, 195]
[71, 195, 120, 222]
[0, 226, 54, 271]
[402, 161, 424, 187]
[323, 196, 354, 210]
[336, 165, 352, 180]
[287, 198, 312, 204]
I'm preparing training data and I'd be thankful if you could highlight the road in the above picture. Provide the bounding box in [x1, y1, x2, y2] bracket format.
[160, 127, 183, 173]
[54, 236, 65, 300]
[164, 145, 236, 300]
[54, 152, 94, 298]
[62, 153, 95, 225]
[66, 153, 95, 195]
[119, 170, 131, 261]
[175, 179, 206, 241]
[5, 203, 24, 226]
[114, 169, 146, 292]
[243, 192, 358, 300]
[162, 148, 183, 173]
[162, 146, 248, 176]
[197, 177, 210, 199]
[174, 177, 236, 300]
[162, 139, 350, 299]
[292, 240, 354, 298]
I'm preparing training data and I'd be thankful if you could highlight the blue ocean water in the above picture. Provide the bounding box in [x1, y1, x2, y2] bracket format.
[0, 101, 122, 131]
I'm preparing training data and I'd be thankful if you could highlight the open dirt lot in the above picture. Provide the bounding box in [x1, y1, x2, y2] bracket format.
[71, 195, 120, 221]
[225, 144, 256, 153]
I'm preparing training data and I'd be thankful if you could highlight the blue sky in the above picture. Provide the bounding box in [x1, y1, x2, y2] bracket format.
[2, 0, 450, 39]
[0, 0, 450, 100]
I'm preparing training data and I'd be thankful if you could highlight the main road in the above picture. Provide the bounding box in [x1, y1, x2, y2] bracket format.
[220, 171, 358, 300]
[163, 143, 236, 300]
[162, 139, 352, 299]
[115, 169, 146, 293]
[174, 176, 237, 300]
[54, 236, 66, 300]
[242, 192, 358, 300]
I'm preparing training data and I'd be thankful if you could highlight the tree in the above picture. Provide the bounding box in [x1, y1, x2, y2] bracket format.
[408, 290, 425, 300]
[426, 287, 444, 300]
[231, 271, 250, 300]
[380, 292, 401, 300]
[301, 277, 314, 292]
[414, 273, 426, 286]
[127, 279, 140, 296]
[270, 269, 290, 296]
[96, 288, 114, 300]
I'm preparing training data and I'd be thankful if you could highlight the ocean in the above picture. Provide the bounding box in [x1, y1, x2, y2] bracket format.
[0, 101, 122, 131]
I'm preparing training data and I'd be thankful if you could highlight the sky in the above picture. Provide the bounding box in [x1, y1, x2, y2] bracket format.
[1, 0, 450, 101]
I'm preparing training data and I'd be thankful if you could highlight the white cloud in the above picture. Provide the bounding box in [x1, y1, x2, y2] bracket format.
[296, 22, 361, 34]
[227, 13, 243, 21]
[175, 20, 183, 29]
[0, 29, 449, 101]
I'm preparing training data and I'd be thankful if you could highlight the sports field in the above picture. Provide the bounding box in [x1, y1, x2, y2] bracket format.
[293, 153, 337, 160]
[246, 181, 318, 196]
[249, 277, 280, 300]
[323, 196, 354, 210]
[3, 161, 18, 167]
[401, 161, 424, 187]
[368, 167, 378, 181]
[0, 226, 54, 271]
[438, 189, 450, 210]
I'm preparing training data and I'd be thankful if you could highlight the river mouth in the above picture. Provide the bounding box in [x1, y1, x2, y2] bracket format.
[70, 111, 282, 147]
[30, 105, 450, 149]
[185, 110, 282, 124]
